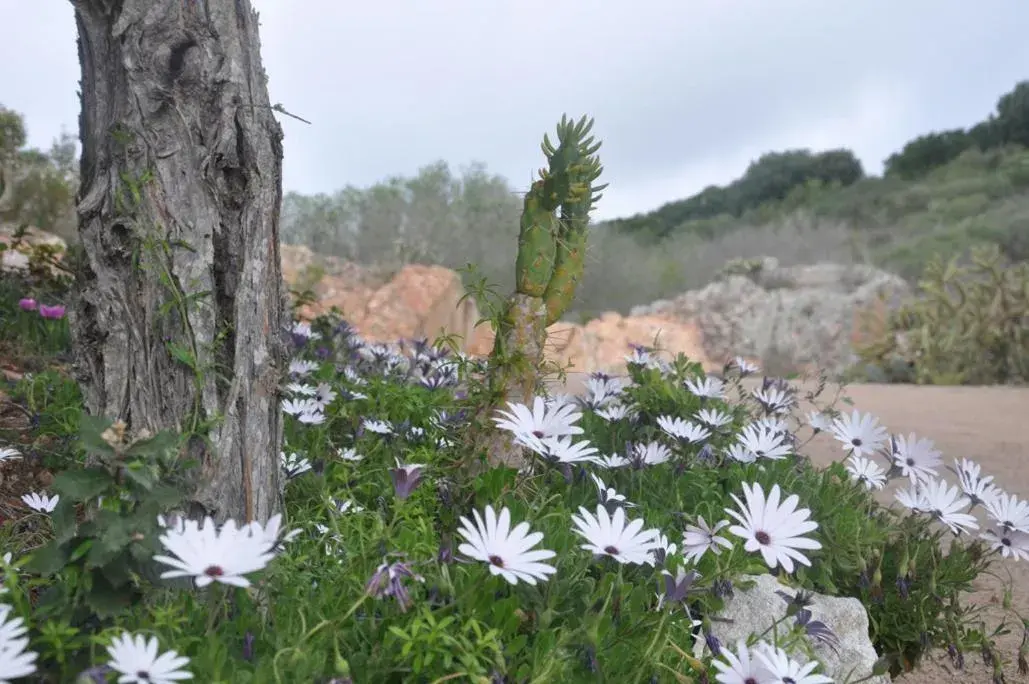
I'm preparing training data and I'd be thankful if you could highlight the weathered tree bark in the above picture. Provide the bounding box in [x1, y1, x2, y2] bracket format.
[69, 0, 288, 523]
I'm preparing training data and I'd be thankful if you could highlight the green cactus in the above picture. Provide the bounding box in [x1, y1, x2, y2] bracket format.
[466, 115, 605, 469]
[513, 185, 558, 297]
[855, 245, 1029, 385]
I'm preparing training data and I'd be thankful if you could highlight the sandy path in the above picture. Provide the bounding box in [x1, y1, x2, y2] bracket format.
[556, 373, 1029, 682]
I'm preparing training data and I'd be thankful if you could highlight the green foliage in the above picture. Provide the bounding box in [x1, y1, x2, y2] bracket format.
[5, 312, 1018, 681]
[0, 104, 79, 242]
[884, 128, 973, 180]
[607, 148, 864, 242]
[856, 245, 1029, 385]
[26, 416, 192, 632]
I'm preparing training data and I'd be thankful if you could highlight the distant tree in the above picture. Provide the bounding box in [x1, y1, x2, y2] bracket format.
[994, 80, 1029, 148]
[884, 129, 972, 180]
[0, 105, 78, 240]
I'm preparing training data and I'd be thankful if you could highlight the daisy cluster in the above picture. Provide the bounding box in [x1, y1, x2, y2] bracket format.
[7, 317, 1026, 682]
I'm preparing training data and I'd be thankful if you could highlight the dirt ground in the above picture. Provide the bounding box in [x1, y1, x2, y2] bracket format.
[556, 373, 1029, 683]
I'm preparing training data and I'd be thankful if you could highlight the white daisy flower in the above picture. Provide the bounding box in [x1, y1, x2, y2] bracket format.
[312, 382, 337, 409]
[656, 416, 711, 444]
[571, 504, 661, 566]
[981, 528, 1029, 562]
[246, 513, 302, 551]
[0, 446, 21, 462]
[754, 643, 833, 684]
[625, 346, 654, 367]
[895, 481, 928, 512]
[493, 396, 583, 453]
[681, 516, 734, 564]
[807, 411, 833, 433]
[831, 410, 888, 459]
[594, 403, 635, 422]
[684, 375, 725, 400]
[153, 516, 277, 588]
[590, 473, 635, 509]
[891, 433, 942, 485]
[456, 505, 556, 586]
[724, 443, 757, 464]
[281, 397, 320, 417]
[362, 418, 393, 435]
[337, 447, 363, 462]
[733, 357, 760, 375]
[695, 408, 733, 429]
[280, 451, 312, 480]
[725, 482, 822, 573]
[753, 415, 789, 436]
[537, 436, 601, 465]
[341, 366, 366, 385]
[645, 533, 679, 566]
[106, 632, 192, 683]
[984, 492, 1029, 534]
[291, 321, 321, 341]
[21, 492, 59, 513]
[736, 424, 792, 461]
[330, 498, 364, 515]
[595, 453, 632, 469]
[288, 359, 319, 376]
[0, 603, 37, 681]
[753, 387, 794, 415]
[582, 375, 625, 408]
[951, 458, 998, 504]
[283, 381, 316, 396]
[919, 478, 979, 535]
[296, 410, 326, 425]
[712, 639, 768, 684]
[631, 441, 672, 466]
[845, 455, 887, 491]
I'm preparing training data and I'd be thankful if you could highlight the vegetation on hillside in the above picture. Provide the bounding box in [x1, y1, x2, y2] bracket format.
[3, 81, 1028, 320]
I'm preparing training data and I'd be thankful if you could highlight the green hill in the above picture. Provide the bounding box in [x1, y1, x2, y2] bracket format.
[601, 80, 1029, 283]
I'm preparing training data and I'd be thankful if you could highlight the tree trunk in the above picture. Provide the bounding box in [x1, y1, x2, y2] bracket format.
[69, 0, 288, 523]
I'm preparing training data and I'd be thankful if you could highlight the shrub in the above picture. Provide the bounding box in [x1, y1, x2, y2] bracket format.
[854, 245, 1029, 385]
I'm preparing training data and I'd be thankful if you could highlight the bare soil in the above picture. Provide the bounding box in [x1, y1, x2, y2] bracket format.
[556, 373, 1029, 683]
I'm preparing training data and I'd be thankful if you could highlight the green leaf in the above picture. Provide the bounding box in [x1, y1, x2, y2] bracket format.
[53, 467, 113, 503]
[124, 429, 181, 459]
[78, 415, 117, 457]
[25, 540, 71, 576]
[85, 570, 133, 618]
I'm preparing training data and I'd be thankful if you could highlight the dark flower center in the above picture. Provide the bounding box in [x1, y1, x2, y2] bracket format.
[137, 672, 151, 681]
[604, 545, 619, 556]
[756, 450, 765, 457]
[906, 457, 915, 466]
[851, 438, 862, 447]
[755, 530, 771, 545]
[1002, 537, 1012, 547]
[204, 565, 225, 578]
[783, 678, 796, 684]
[488, 554, 505, 567]
[745, 678, 758, 684]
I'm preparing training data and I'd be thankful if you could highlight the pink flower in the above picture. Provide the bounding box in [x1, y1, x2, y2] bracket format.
[38, 304, 66, 320]
[18, 298, 37, 311]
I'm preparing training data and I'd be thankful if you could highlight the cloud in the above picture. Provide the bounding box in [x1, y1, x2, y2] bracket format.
[2, 0, 1028, 221]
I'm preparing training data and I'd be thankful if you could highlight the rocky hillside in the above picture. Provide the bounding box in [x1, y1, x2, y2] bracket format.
[281, 244, 907, 378]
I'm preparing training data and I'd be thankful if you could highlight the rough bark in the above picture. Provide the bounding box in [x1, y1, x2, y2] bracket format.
[69, 0, 288, 523]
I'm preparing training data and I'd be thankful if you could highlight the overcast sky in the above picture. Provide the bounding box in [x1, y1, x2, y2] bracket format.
[2, 1, 1027, 221]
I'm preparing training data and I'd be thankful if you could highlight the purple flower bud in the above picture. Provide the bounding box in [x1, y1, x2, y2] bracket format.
[390, 459, 425, 500]
[38, 304, 66, 319]
[242, 631, 255, 661]
[18, 298, 37, 311]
